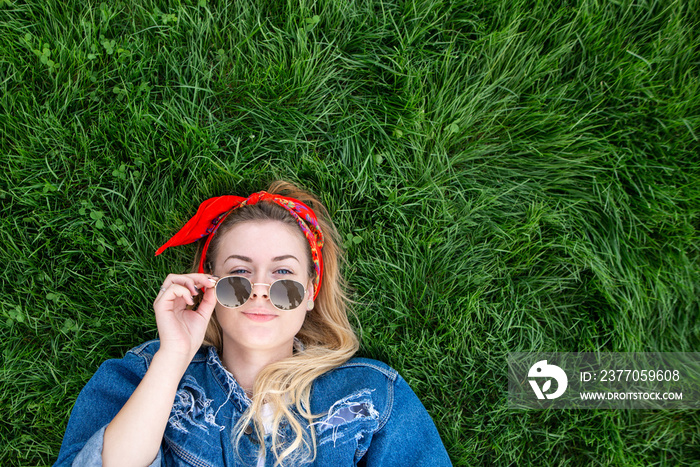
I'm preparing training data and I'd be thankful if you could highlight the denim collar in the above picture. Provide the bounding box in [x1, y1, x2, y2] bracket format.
[205, 346, 251, 413]
[204, 339, 305, 413]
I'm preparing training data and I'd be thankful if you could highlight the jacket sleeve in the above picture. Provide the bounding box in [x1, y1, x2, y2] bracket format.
[53, 348, 162, 466]
[361, 375, 452, 466]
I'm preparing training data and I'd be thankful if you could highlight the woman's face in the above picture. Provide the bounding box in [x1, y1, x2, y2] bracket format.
[210, 220, 313, 357]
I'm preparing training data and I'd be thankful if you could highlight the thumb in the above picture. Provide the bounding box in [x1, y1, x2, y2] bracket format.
[197, 286, 218, 318]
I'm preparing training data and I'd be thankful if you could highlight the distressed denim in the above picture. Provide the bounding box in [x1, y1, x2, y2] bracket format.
[55, 340, 452, 466]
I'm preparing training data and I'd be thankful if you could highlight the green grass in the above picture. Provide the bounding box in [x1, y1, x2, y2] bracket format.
[1, 0, 698, 465]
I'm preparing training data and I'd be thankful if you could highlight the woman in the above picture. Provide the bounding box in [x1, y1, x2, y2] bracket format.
[55, 181, 451, 466]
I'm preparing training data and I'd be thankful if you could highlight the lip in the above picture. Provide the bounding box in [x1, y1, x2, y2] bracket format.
[242, 310, 279, 322]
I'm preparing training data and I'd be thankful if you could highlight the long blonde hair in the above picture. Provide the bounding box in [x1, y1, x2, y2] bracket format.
[190, 180, 359, 465]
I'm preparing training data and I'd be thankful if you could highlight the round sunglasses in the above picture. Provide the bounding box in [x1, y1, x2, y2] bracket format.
[214, 276, 307, 311]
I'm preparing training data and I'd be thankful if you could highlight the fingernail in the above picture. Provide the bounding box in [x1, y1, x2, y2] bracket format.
[208, 278, 217, 283]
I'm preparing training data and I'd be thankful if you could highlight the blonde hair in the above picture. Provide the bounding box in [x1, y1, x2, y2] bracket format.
[190, 180, 359, 465]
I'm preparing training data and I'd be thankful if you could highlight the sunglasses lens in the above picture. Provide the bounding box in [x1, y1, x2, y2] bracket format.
[270, 280, 306, 310]
[216, 276, 251, 308]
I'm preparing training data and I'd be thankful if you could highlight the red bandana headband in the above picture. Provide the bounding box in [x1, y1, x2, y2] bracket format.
[155, 191, 324, 300]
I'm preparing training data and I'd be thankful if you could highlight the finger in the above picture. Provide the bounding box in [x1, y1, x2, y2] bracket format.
[153, 285, 170, 307]
[188, 275, 219, 301]
[163, 274, 219, 296]
[198, 286, 218, 311]
[160, 273, 181, 291]
[190, 287, 217, 321]
[173, 275, 200, 296]
[190, 274, 219, 291]
[157, 274, 188, 300]
[157, 283, 196, 308]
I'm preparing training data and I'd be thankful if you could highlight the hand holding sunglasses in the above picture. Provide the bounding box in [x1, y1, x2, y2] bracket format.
[153, 273, 219, 360]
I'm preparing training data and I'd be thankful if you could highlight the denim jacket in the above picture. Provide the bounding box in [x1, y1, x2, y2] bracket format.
[55, 340, 452, 466]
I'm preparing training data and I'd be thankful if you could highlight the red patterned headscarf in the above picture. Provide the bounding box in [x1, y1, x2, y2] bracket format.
[155, 191, 324, 300]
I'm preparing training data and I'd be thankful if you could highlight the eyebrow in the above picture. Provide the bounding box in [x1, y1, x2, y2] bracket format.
[224, 255, 252, 263]
[272, 254, 300, 263]
[223, 254, 300, 263]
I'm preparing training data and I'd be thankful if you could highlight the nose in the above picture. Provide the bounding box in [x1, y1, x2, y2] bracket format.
[250, 282, 270, 299]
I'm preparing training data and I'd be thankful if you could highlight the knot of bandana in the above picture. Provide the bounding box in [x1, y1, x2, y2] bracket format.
[155, 191, 324, 300]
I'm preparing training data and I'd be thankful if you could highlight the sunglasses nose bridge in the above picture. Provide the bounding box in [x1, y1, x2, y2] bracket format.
[250, 282, 271, 299]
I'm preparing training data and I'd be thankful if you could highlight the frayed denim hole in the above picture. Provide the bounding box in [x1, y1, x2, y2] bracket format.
[169, 375, 223, 433]
[312, 389, 379, 447]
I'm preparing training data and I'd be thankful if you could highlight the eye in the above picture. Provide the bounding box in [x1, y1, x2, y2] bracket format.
[229, 268, 250, 275]
[274, 268, 293, 275]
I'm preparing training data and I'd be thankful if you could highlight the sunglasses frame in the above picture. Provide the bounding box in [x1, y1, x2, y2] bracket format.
[214, 275, 308, 311]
